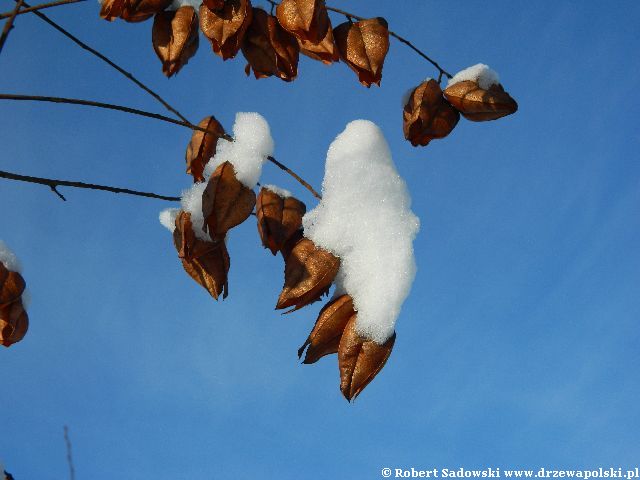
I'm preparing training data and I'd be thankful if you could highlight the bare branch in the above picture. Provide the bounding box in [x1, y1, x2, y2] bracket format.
[64, 426, 76, 480]
[267, 156, 321, 200]
[0, 0, 25, 54]
[0, 169, 181, 201]
[17, 0, 191, 124]
[0, 0, 85, 20]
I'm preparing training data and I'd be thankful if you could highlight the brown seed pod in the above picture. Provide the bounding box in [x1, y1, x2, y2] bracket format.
[334, 17, 389, 87]
[403, 78, 460, 147]
[298, 22, 339, 65]
[152, 6, 200, 77]
[298, 294, 354, 364]
[275, 0, 329, 44]
[241, 7, 299, 82]
[276, 236, 339, 312]
[443, 80, 518, 122]
[338, 315, 396, 401]
[199, 0, 253, 60]
[0, 262, 25, 307]
[186, 116, 226, 183]
[0, 298, 29, 347]
[173, 211, 230, 300]
[256, 187, 306, 255]
[202, 161, 257, 241]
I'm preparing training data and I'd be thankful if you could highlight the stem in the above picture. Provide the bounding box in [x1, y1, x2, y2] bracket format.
[0, 0, 25, 54]
[63, 426, 76, 480]
[0, 0, 85, 20]
[0, 169, 181, 201]
[267, 156, 321, 200]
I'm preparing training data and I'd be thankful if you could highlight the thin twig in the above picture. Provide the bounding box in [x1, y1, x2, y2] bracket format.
[63, 426, 76, 480]
[0, 0, 84, 20]
[0, 0, 25, 54]
[0, 169, 181, 201]
[4, 470, 15, 480]
[267, 156, 321, 200]
[0, 93, 232, 138]
[17, 0, 191, 124]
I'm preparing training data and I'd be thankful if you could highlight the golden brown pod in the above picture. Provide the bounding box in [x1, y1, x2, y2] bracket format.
[186, 116, 226, 183]
[241, 8, 299, 82]
[0, 298, 28, 347]
[334, 17, 389, 87]
[0, 262, 25, 307]
[276, 236, 339, 311]
[443, 80, 518, 122]
[152, 6, 200, 77]
[403, 78, 460, 147]
[173, 211, 230, 300]
[199, 0, 253, 60]
[275, 0, 329, 44]
[202, 161, 257, 241]
[298, 22, 339, 65]
[298, 294, 354, 364]
[256, 187, 306, 255]
[103, 0, 173, 22]
[338, 315, 395, 401]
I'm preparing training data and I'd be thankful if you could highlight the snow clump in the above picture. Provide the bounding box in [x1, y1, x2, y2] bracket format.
[302, 120, 420, 345]
[262, 184, 292, 198]
[447, 63, 499, 90]
[0, 240, 21, 272]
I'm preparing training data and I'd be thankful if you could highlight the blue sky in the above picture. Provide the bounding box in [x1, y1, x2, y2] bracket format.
[1, 1, 639, 478]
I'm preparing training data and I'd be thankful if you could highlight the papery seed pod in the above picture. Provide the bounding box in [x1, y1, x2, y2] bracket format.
[199, 0, 253, 60]
[100, 0, 172, 22]
[173, 211, 230, 299]
[276, 236, 339, 312]
[0, 298, 29, 347]
[403, 78, 460, 147]
[298, 294, 354, 364]
[186, 116, 226, 182]
[275, 0, 329, 44]
[298, 22, 339, 65]
[443, 80, 517, 122]
[202, 161, 256, 241]
[152, 6, 200, 77]
[242, 7, 299, 82]
[334, 17, 389, 87]
[0, 262, 25, 307]
[338, 314, 395, 401]
[256, 187, 306, 255]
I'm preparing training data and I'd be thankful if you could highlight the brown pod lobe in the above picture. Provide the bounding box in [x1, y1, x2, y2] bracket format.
[199, 0, 253, 60]
[0, 298, 29, 347]
[256, 187, 306, 255]
[186, 116, 226, 183]
[443, 80, 518, 122]
[275, 0, 329, 44]
[152, 6, 200, 77]
[0, 263, 25, 307]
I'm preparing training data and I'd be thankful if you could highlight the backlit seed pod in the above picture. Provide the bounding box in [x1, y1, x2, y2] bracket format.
[298, 22, 339, 65]
[334, 17, 389, 87]
[152, 6, 200, 77]
[199, 0, 252, 60]
[256, 187, 306, 255]
[186, 116, 226, 183]
[275, 0, 329, 44]
[0, 262, 25, 306]
[202, 161, 256, 241]
[99, 0, 172, 22]
[276, 236, 339, 312]
[338, 315, 395, 401]
[443, 80, 518, 122]
[298, 294, 354, 364]
[173, 211, 230, 300]
[0, 299, 28, 347]
[242, 8, 299, 82]
[403, 78, 460, 147]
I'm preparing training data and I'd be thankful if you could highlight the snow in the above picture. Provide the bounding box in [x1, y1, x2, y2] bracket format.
[159, 208, 180, 233]
[180, 182, 210, 241]
[263, 184, 292, 198]
[448, 63, 499, 90]
[204, 112, 274, 189]
[168, 0, 202, 11]
[0, 240, 21, 272]
[302, 120, 420, 344]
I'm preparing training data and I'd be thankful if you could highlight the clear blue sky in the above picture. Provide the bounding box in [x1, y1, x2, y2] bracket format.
[1, 1, 639, 478]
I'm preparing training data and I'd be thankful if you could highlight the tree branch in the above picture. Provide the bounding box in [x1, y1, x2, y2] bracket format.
[0, 169, 181, 201]
[0, 0, 84, 20]
[16, 0, 191, 124]
[267, 156, 321, 200]
[0, 0, 25, 54]
[63, 426, 76, 480]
